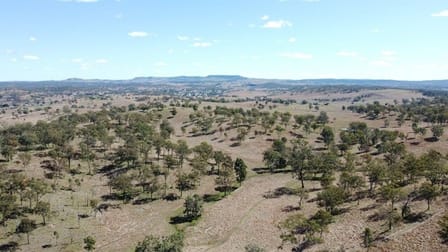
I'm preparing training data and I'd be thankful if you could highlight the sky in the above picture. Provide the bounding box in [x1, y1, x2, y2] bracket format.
[1, 0, 448, 81]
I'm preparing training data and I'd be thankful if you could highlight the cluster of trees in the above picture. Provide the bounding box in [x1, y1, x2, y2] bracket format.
[4, 89, 448, 250]
[0, 100, 249, 249]
[135, 232, 184, 252]
[268, 125, 448, 249]
[347, 101, 394, 120]
[347, 98, 448, 142]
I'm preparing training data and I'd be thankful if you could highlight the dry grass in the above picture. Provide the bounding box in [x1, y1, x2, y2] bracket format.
[1, 87, 447, 252]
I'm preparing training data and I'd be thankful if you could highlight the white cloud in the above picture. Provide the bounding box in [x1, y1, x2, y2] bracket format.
[281, 52, 313, 59]
[96, 59, 108, 64]
[370, 28, 382, 33]
[261, 15, 269, 20]
[177, 35, 189, 41]
[262, 20, 292, 29]
[10, 58, 17, 63]
[4, 49, 15, 55]
[128, 31, 149, 37]
[432, 10, 448, 17]
[168, 49, 174, 54]
[193, 42, 212, 47]
[29, 36, 37, 42]
[71, 58, 83, 63]
[288, 37, 297, 43]
[115, 13, 123, 19]
[370, 60, 392, 67]
[80, 63, 89, 70]
[381, 50, 396, 56]
[154, 61, 168, 67]
[23, 55, 39, 60]
[337, 51, 358, 57]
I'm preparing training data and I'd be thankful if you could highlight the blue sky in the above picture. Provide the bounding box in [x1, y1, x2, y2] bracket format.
[1, 0, 448, 81]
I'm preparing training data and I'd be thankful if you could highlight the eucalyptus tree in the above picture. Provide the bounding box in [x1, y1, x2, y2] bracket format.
[288, 140, 312, 188]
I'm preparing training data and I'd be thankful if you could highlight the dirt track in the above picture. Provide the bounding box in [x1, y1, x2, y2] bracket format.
[184, 173, 297, 252]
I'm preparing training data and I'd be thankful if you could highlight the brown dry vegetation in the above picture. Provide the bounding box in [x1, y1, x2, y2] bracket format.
[0, 87, 447, 252]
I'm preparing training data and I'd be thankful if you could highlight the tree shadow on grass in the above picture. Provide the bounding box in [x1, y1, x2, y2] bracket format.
[203, 193, 225, 202]
[263, 187, 296, 199]
[169, 215, 195, 224]
[214, 185, 238, 194]
[0, 241, 18, 252]
[252, 167, 292, 174]
[360, 204, 378, 212]
[133, 197, 156, 205]
[403, 211, 431, 223]
[282, 205, 301, 212]
[101, 192, 137, 202]
[229, 142, 241, 147]
[424, 137, 438, 142]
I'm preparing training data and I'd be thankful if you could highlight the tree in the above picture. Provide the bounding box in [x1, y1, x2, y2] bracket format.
[439, 213, 448, 242]
[316, 186, 346, 213]
[310, 209, 333, 237]
[365, 160, 386, 193]
[0, 144, 16, 162]
[339, 172, 365, 197]
[418, 182, 439, 210]
[279, 212, 325, 249]
[140, 167, 160, 200]
[316, 111, 329, 125]
[115, 141, 139, 168]
[184, 194, 202, 220]
[175, 172, 197, 198]
[379, 184, 405, 231]
[263, 149, 287, 173]
[0, 194, 16, 225]
[215, 158, 236, 195]
[296, 187, 309, 208]
[84, 236, 96, 251]
[234, 158, 247, 185]
[160, 167, 170, 197]
[193, 142, 213, 162]
[421, 150, 447, 187]
[289, 141, 312, 188]
[18, 152, 32, 168]
[245, 244, 266, 252]
[80, 143, 95, 175]
[236, 127, 248, 145]
[164, 155, 179, 170]
[89, 199, 99, 217]
[109, 174, 133, 202]
[280, 112, 291, 127]
[175, 140, 190, 168]
[61, 144, 75, 170]
[261, 115, 275, 133]
[29, 178, 48, 204]
[431, 125, 444, 141]
[380, 184, 405, 211]
[135, 232, 184, 252]
[160, 119, 174, 139]
[213, 151, 226, 175]
[320, 126, 334, 147]
[34, 201, 50, 225]
[363, 227, 374, 249]
[16, 218, 36, 244]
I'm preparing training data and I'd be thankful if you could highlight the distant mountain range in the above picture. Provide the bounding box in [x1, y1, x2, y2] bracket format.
[1, 75, 448, 90]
